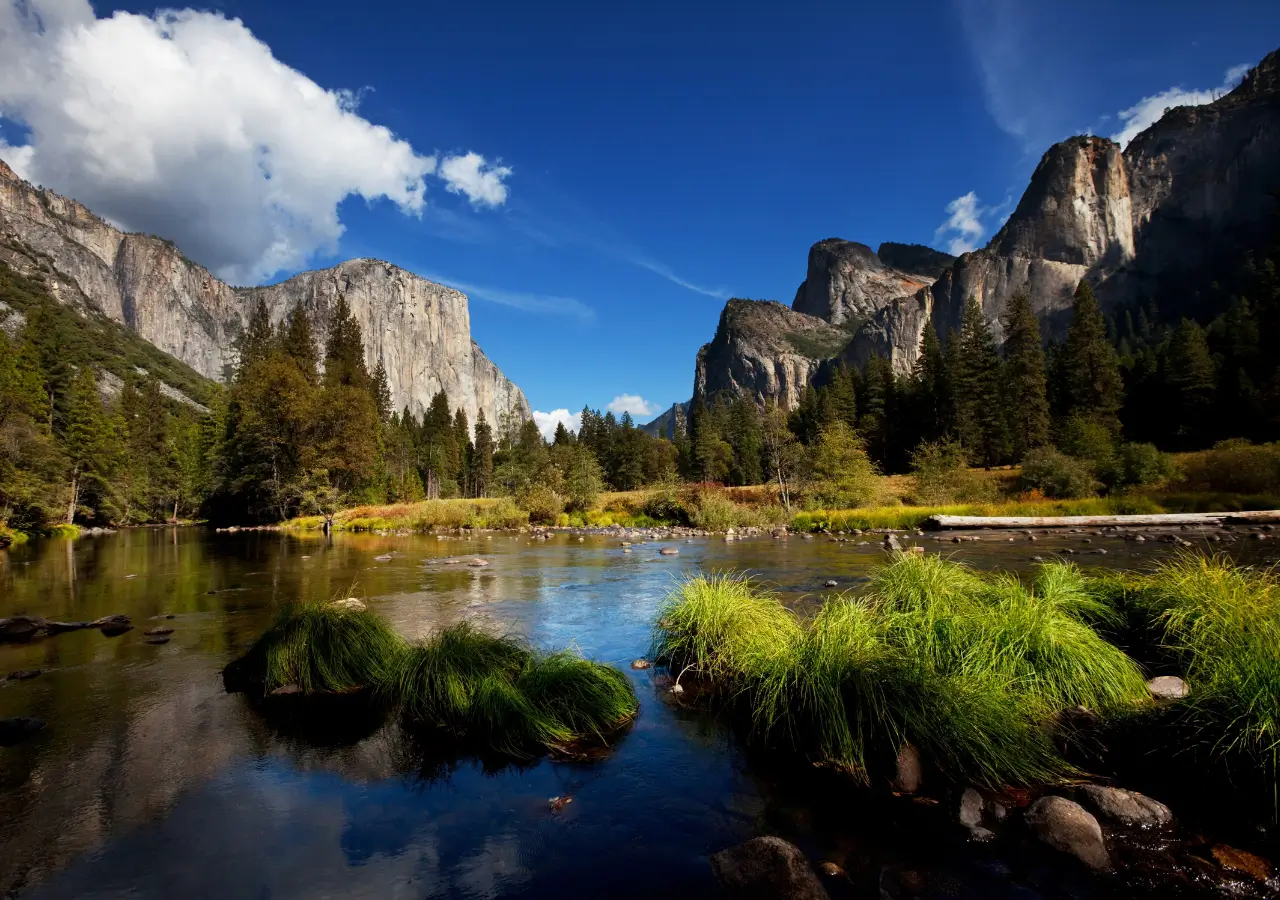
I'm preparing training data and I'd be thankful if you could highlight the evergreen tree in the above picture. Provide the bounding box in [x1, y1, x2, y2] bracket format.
[1060, 280, 1124, 431]
[323, 294, 369, 390]
[372, 360, 393, 422]
[911, 324, 951, 442]
[62, 366, 115, 523]
[952, 298, 1007, 466]
[279, 302, 318, 383]
[237, 298, 275, 378]
[1164, 318, 1217, 448]
[726, 395, 764, 485]
[858, 354, 896, 466]
[1000, 291, 1050, 460]
[553, 421, 574, 446]
[471, 410, 495, 497]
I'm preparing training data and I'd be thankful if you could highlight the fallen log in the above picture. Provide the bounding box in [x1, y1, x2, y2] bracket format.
[925, 511, 1280, 530]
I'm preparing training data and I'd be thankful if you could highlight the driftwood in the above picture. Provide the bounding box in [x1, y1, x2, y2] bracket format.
[926, 511, 1280, 530]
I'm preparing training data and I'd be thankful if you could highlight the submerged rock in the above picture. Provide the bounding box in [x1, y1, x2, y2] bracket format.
[1078, 785, 1172, 828]
[5, 669, 42, 681]
[659, 547, 680, 555]
[0, 616, 47, 642]
[91, 614, 133, 637]
[824, 580, 839, 588]
[467, 558, 490, 567]
[631, 659, 651, 670]
[1147, 675, 1188, 700]
[144, 626, 175, 636]
[710, 836, 831, 900]
[1211, 845, 1273, 882]
[1025, 796, 1111, 871]
[0, 716, 45, 746]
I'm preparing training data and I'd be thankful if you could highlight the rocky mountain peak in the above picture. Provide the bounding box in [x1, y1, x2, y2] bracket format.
[0, 158, 16, 182]
[792, 237, 938, 326]
[876, 242, 955, 279]
[991, 135, 1134, 269]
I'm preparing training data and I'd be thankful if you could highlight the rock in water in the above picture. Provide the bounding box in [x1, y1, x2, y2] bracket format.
[659, 547, 679, 555]
[883, 534, 902, 552]
[6, 670, 42, 681]
[1211, 845, 1273, 881]
[144, 626, 175, 636]
[332, 598, 366, 611]
[0, 717, 45, 746]
[710, 836, 831, 900]
[824, 580, 839, 588]
[1025, 796, 1111, 871]
[373, 554, 393, 562]
[467, 558, 490, 567]
[92, 615, 133, 637]
[0, 616, 48, 643]
[1147, 675, 1188, 700]
[630, 659, 651, 670]
[1078, 785, 1173, 828]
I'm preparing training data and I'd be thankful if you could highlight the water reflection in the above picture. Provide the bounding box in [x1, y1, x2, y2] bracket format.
[2, 527, 1273, 898]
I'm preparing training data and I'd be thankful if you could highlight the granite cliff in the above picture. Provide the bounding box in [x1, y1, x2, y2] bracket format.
[688, 46, 1280, 405]
[0, 158, 530, 430]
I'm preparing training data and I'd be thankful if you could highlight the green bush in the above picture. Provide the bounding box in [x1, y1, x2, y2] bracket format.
[689, 490, 739, 531]
[641, 481, 691, 524]
[1018, 448, 1099, 499]
[808, 422, 881, 509]
[1116, 442, 1176, 487]
[518, 485, 565, 525]
[910, 439, 999, 504]
[1178, 440, 1280, 494]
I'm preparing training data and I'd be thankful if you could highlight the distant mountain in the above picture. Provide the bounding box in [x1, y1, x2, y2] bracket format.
[685, 45, 1280, 405]
[0, 160, 531, 429]
[641, 401, 689, 439]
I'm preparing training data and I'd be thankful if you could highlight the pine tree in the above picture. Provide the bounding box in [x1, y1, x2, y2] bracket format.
[419, 390, 454, 499]
[471, 410, 495, 497]
[1060, 280, 1124, 431]
[372, 362, 393, 422]
[911, 324, 951, 442]
[952, 298, 1007, 466]
[553, 421, 574, 446]
[452, 407, 470, 495]
[858, 354, 895, 465]
[1165, 318, 1217, 448]
[237, 298, 275, 378]
[1000, 291, 1050, 460]
[726, 395, 764, 485]
[62, 366, 113, 523]
[279, 302, 318, 383]
[323, 294, 370, 390]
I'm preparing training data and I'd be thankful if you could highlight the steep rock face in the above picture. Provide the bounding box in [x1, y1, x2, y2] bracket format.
[0, 160, 530, 429]
[641, 401, 689, 439]
[1121, 49, 1280, 295]
[791, 239, 936, 325]
[694, 300, 852, 409]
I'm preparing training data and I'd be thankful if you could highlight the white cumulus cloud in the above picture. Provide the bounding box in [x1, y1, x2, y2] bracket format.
[532, 408, 581, 442]
[1109, 63, 1251, 148]
[935, 191, 987, 255]
[439, 152, 513, 207]
[606, 394, 658, 419]
[0, 0, 512, 285]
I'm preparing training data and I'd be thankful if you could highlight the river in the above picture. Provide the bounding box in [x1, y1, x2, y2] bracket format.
[0, 527, 1275, 898]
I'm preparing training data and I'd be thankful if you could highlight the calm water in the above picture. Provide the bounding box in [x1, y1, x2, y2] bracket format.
[0, 527, 1273, 899]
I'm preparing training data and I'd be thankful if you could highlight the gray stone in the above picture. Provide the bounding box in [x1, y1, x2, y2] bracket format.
[1078, 784, 1173, 828]
[1025, 796, 1111, 871]
[1147, 675, 1188, 700]
[884, 534, 903, 552]
[659, 547, 680, 555]
[709, 836, 831, 900]
[958, 788, 984, 829]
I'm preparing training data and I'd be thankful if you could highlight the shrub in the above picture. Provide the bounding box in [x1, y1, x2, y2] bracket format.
[518, 485, 565, 525]
[641, 480, 691, 525]
[1018, 448, 1098, 499]
[688, 490, 739, 531]
[1116, 442, 1175, 487]
[808, 422, 881, 509]
[910, 439, 999, 504]
[1178, 440, 1280, 494]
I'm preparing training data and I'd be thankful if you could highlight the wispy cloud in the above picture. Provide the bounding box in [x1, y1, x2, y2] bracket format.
[627, 257, 730, 299]
[935, 191, 988, 255]
[532, 408, 581, 441]
[1109, 63, 1249, 147]
[606, 393, 659, 418]
[420, 272, 594, 321]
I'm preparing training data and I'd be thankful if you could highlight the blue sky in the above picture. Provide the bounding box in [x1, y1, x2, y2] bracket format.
[2, 1, 1279, 434]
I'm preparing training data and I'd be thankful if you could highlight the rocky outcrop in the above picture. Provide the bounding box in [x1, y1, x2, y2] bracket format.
[694, 300, 854, 408]
[876, 242, 956, 279]
[0, 159, 530, 430]
[848, 49, 1280, 376]
[792, 238, 938, 326]
[641, 401, 689, 439]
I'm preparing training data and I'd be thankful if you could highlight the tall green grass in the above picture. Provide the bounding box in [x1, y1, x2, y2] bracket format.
[653, 557, 1150, 788]
[1124, 554, 1280, 777]
[231, 602, 638, 757]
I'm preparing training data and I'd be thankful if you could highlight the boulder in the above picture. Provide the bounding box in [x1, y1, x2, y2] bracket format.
[958, 788, 984, 829]
[0, 716, 45, 746]
[91, 614, 133, 637]
[467, 558, 490, 567]
[1078, 785, 1173, 828]
[883, 534, 903, 552]
[710, 836, 831, 900]
[144, 626, 175, 636]
[824, 580, 839, 588]
[1147, 675, 1188, 700]
[660, 547, 680, 556]
[631, 659, 651, 670]
[1025, 796, 1111, 871]
[5, 669, 42, 681]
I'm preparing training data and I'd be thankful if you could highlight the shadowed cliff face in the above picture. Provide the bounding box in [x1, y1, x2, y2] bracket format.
[0, 160, 530, 429]
[791, 238, 938, 326]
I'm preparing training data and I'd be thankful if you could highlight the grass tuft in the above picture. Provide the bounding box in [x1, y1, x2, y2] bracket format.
[253, 599, 406, 695]
[653, 555, 1152, 788]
